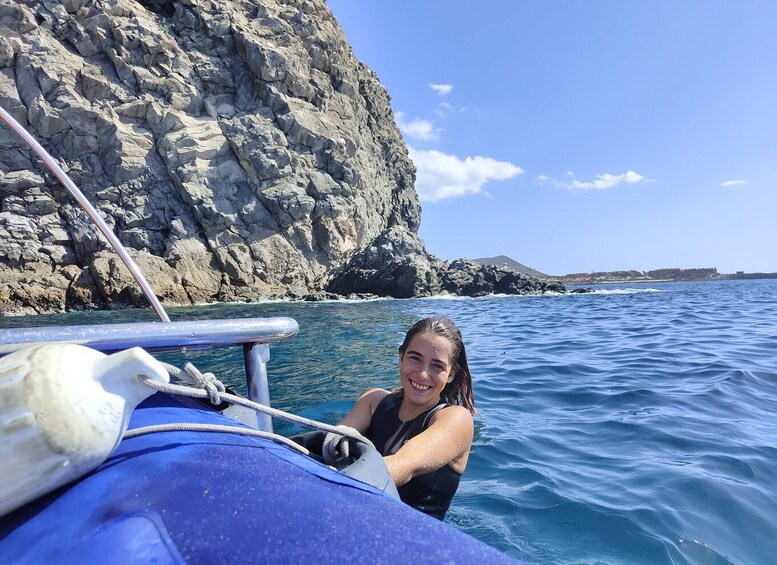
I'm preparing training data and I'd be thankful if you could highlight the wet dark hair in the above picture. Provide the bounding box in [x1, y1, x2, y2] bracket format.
[398, 316, 476, 415]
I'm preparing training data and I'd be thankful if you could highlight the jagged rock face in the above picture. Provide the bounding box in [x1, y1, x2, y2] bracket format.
[326, 227, 565, 299]
[326, 226, 447, 299]
[0, 0, 418, 313]
[441, 259, 566, 297]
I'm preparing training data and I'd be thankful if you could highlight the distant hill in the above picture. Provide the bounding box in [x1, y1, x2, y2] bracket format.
[472, 255, 550, 279]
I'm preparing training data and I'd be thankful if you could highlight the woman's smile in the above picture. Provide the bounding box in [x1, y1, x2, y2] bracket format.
[399, 332, 455, 411]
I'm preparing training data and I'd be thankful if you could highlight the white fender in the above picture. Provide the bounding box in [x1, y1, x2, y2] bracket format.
[0, 343, 169, 517]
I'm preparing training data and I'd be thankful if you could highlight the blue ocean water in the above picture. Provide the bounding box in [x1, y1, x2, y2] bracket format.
[3, 279, 776, 564]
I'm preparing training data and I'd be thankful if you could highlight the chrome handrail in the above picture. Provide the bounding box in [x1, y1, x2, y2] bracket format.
[0, 317, 299, 432]
[0, 317, 298, 355]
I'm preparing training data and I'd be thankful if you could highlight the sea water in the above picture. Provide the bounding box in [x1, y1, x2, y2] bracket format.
[3, 279, 775, 564]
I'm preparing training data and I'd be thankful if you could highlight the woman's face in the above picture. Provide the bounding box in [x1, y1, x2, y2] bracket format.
[399, 332, 456, 407]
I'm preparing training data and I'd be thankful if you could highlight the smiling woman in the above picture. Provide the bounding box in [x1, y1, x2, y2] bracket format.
[337, 316, 476, 520]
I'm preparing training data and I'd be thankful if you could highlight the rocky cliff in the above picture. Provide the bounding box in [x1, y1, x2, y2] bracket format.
[0, 0, 562, 316]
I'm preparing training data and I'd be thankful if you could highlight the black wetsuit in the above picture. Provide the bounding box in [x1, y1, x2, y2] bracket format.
[366, 391, 462, 520]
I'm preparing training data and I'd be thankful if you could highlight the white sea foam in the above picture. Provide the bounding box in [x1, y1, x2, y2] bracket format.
[181, 287, 661, 310]
[321, 296, 393, 304]
[423, 288, 665, 300]
[578, 287, 663, 295]
[424, 293, 543, 301]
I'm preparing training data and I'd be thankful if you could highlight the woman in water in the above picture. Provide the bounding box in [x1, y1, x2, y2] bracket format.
[337, 316, 476, 520]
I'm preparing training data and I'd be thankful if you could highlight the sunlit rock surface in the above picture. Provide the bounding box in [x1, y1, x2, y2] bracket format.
[0, 0, 561, 315]
[0, 0, 420, 313]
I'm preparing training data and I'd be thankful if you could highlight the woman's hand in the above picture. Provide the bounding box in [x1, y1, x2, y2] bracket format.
[383, 405, 474, 487]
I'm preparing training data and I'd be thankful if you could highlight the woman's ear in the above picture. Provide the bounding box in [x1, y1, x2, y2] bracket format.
[446, 370, 456, 384]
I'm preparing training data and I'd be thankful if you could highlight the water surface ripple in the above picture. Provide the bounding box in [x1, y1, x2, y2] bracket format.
[4, 280, 776, 564]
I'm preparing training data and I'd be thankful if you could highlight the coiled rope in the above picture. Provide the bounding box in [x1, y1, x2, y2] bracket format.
[124, 362, 372, 463]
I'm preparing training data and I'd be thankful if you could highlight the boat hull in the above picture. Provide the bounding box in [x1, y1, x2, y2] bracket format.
[0, 393, 515, 563]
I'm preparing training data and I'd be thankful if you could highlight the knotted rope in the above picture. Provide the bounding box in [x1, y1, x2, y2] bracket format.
[161, 362, 225, 405]
[126, 362, 373, 466]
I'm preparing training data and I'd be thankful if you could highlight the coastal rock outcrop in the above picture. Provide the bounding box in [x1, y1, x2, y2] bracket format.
[0, 0, 419, 314]
[326, 226, 447, 298]
[441, 259, 565, 297]
[326, 226, 565, 299]
[0, 0, 563, 315]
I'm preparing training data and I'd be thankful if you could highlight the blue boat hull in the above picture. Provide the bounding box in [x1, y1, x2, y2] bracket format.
[0, 394, 515, 563]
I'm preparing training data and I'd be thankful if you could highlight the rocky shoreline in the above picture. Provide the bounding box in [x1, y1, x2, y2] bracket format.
[0, 224, 566, 316]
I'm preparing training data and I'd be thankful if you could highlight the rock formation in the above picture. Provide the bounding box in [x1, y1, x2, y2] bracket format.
[326, 225, 565, 299]
[0, 0, 563, 316]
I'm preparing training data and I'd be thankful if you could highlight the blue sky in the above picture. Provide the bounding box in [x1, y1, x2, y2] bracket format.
[326, 1, 777, 275]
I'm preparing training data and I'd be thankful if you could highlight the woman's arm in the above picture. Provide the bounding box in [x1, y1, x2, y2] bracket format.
[383, 405, 474, 487]
[337, 388, 390, 434]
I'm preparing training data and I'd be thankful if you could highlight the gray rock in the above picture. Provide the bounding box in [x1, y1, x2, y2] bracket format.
[325, 225, 446, 299]
[0, 0, 419, 314]
[569, 287, 595, 294]
[0, 0, 559, 315]
[326, 231, 567, 299]
[441, 259, 562, 296]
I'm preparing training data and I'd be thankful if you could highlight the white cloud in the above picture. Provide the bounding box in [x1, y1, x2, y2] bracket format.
[429, 83, 453, 95]
[395, 112, 440, 141]
[409, 147, 523, 202]
[534, 174, 551, 185]
[721, 179, 747, 187]
[566, 170, 648, 191]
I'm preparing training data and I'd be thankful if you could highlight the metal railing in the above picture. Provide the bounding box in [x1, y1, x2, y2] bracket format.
[0, 317, 299, 432]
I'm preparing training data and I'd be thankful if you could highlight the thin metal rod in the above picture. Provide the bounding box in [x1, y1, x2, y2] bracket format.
[0, 104, 171, 322]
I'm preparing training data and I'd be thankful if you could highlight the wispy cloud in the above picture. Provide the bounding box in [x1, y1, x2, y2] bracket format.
[429, 83, 453, 95]
[433, 101, 466, 120]
[534, 174, 551, 185]
[535, 170, 651, 191]
[410, 147, 523, 202]
[567, 170, 647, 190]
[721, 179, 747, 187]
[395, 112, 440, 141]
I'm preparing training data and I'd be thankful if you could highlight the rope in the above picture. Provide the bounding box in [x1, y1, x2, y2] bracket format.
[322, 424, 356, 463]
[161, 362, 225, 405]
[137, 377, 372, 447]
[127, 364, 374, 458]
[124, 423, 309, 455]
